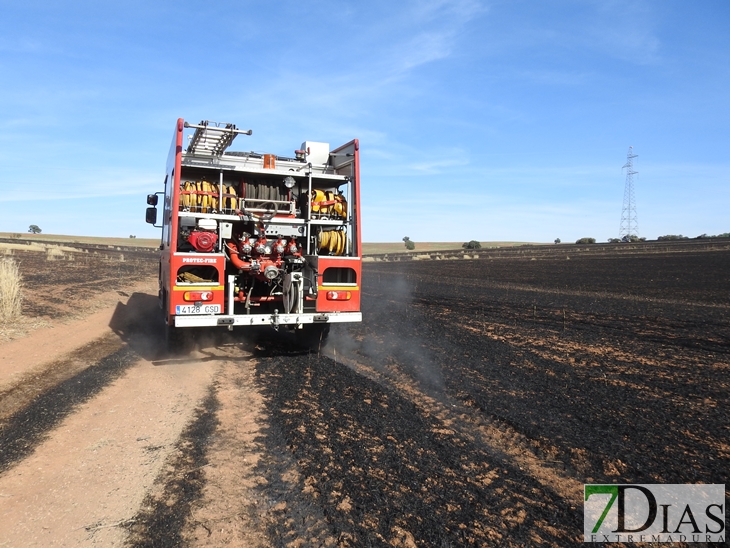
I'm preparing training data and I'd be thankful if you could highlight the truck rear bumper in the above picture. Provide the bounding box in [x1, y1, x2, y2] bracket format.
[173, 311, 362, 328]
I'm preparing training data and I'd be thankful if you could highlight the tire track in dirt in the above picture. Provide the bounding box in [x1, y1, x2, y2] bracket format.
[132, 331, 579, 547]
[126, 385, 220, 548]
[131, 336, 579, 546]
[0, 334, 136, 472]
[0, 282, 160, 472]
[0, 348, 220, 547]
[128, 336, 338, 548]
[0, 286, 222, 547]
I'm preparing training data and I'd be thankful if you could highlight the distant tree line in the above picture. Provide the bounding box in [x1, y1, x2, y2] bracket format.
[400, 231, 728, 249]
[657, 233, 730, 241]
[693, 232, 730, 239]
[606, 235, 646, 243]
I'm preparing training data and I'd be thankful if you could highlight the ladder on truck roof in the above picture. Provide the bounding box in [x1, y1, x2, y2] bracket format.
[184, 120, 252, 156]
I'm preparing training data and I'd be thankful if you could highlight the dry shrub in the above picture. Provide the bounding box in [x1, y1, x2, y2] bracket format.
[0, 258, 23, 322]
[46, 247, 66, 261]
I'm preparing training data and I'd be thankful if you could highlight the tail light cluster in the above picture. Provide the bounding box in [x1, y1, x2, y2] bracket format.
[326, 290, 351, 301]
[183, 291, 213, 302]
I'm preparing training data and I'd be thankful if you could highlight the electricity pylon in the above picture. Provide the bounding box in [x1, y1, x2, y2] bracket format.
[619, 146, 639, 241]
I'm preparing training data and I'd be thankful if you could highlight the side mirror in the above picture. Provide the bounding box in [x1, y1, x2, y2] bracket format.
[145, 207, 158, 225]
[147, 194, 159, 206]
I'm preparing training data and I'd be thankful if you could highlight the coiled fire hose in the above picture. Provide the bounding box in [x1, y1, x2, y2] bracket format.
[318, 230, 346, 255]
[311, 189, 346, 218]
[179, 181, 237, 212]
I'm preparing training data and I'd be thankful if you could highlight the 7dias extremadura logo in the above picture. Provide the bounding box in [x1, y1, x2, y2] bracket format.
[584, 484, 725, 543]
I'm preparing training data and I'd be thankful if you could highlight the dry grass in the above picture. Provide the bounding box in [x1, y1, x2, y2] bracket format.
[0, 317, 52, 342]
[46, 247, 68, 261]
[0, 258, 23, 322]
[0, 232, 160, 249]
[0, 241, 81, 255]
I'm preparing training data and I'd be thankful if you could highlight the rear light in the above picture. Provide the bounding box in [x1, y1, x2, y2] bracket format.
[326, 291, 351, 301]
[183, 291, 213, 302]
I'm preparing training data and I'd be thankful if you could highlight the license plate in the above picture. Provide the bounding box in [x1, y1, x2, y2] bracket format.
[175, 304, 221, 315]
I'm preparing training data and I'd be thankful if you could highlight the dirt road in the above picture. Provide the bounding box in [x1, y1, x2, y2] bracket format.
[0, 281, 214, 545]
[0, 274, 344, 547]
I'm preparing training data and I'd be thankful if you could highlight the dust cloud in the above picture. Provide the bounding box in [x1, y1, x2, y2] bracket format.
[327, 273, 446, 397]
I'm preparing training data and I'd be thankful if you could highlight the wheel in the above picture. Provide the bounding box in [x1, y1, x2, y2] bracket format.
[159, 288, 192, 357]
[295, 323, 330, 351]
[163, 318, 193, 357]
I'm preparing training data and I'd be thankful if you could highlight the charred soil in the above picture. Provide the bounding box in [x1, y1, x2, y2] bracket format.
[0, 243, 727, 547]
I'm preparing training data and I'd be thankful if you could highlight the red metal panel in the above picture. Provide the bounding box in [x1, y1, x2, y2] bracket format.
[164, 119, 187, 321]
[168, 254, 225, 315]
[322, 139, 361, 314]
[315, 257, 361, 312]
[330, 139, 361, 258]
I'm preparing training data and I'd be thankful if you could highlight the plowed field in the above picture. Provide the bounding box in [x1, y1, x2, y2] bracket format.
[0, 242, 728, 546]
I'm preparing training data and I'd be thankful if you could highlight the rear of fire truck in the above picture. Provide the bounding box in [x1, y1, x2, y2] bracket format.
[145, 119, 362, 349]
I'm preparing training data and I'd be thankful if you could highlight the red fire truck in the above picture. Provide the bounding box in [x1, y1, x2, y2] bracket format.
[146, 119, 362, 348]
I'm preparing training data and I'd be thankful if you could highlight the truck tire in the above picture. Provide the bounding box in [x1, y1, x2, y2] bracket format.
[160, 288, 191, 356]
[164, 322, 194, 356]
[295, 323, 330, 351]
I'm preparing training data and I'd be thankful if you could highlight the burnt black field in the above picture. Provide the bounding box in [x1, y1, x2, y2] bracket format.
[236, 247, 730, 545]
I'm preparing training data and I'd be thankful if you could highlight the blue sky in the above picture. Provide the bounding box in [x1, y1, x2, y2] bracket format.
[1, 0, 728, 243]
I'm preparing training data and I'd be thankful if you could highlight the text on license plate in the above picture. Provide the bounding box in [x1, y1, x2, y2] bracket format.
[175, 304, 221, 315]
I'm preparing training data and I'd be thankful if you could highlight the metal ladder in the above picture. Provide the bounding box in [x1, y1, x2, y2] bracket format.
[185, 120, 252, 156]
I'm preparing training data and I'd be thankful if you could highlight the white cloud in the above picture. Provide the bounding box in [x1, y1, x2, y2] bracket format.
[394, 31, 454, 73]
[367, 0, 487, 75]
[584, 0, 662, 64]
[0, 170, 159, 202]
